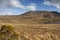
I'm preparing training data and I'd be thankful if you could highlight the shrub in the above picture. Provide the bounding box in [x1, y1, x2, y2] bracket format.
[0, 25, 19, 40]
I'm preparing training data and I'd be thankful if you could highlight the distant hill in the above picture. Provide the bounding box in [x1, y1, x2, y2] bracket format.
[0, 11, 60, 24]
[20, 11, 60, 18]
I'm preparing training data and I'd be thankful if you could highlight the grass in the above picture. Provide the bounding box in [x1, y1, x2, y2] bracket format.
[0, 25, 19, 40]
[0, 23, 60, 40]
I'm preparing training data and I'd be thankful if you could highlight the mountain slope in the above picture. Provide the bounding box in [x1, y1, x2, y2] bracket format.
[19, 11, 60, 18]
[0, 11, 60, 24]
[18, 11, 60, 24]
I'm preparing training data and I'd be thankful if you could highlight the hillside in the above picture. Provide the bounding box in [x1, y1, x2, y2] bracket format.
[0, 11, 60, 40]
[20, 11, 60, 18]
[0, 11, 60, 24]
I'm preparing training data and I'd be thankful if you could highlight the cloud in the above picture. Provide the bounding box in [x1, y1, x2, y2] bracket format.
[0, 12, 18, 15]
[43, 0, 60, 9]
[44, 1, 52, 6]
[26, 3, 36, 11]
[26, 5, 36, 11]
[0, 0, 36, 11]
[0, 0, 25, 8]
[10, 0, 25, 9]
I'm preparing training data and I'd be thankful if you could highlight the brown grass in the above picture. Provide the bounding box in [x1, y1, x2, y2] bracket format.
[0, 23, 60, 40]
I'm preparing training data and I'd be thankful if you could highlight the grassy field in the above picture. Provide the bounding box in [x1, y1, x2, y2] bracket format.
[0, 23, 60, 40]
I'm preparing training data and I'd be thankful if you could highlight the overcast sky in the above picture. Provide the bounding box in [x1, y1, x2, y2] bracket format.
[0, 0, 60, 15]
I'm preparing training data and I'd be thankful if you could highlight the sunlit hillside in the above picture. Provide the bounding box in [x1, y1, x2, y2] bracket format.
[0, 11, 60, 40]
[0, 11, 60, 24]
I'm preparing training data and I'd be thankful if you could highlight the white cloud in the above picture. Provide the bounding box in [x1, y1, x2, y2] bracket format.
[0, 0, 24, 8]
[26, 5, 36, 11]
[10, 0, 25, 9]
[0, 12, 18, 15]
[43, 0, 60, 9]
[0, 0, 36, 11]
[44, 1, 52, 6]
[26, 3, 36, 11]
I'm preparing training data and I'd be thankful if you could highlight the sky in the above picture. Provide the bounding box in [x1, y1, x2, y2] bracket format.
[0, 0, 60, 15]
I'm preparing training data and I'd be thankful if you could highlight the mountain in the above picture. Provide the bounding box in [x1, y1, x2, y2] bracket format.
[18, 11, 60, 24]
[0, 11, 60, 24]
[19, 11, 60, 18]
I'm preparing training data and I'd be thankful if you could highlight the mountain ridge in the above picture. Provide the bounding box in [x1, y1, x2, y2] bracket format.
[19, 11, 60, 18]
[0, 11, 60, 24]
